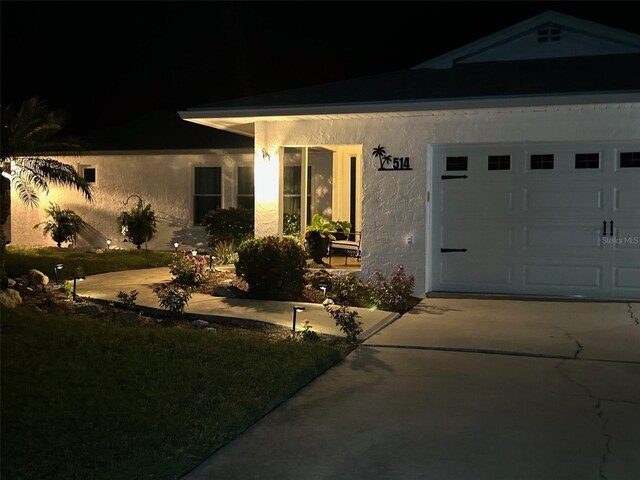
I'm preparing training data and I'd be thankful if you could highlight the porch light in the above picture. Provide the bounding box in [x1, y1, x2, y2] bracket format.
[53, 264, 63, 285]
[261, 148, 271, 161]
[173, 241, 180, 252]
[292, 306, 305, 332]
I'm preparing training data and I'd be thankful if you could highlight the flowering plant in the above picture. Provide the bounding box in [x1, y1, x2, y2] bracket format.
[366, 265, 415, 313]
[325, 302, 362, 344]
[169, 252, 208, 285]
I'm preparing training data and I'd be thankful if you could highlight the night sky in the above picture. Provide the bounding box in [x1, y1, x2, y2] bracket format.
[2, 1, 639, 143]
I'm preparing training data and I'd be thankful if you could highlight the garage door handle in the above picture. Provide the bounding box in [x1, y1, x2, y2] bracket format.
[441, 248, 468, 253]
[603, 220, 607, 237]
[610, 220, 614, 237]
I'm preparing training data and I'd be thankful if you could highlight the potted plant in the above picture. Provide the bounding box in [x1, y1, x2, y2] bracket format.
[34, 203, 86, 247]
[117, 199, 157, 249]
[331, 220, 352, 240]
[304, 214, 336, 264]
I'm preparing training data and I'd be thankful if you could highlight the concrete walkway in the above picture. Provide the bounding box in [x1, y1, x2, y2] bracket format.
[183, 297, 640, 480]
[77, 267, 398, 338]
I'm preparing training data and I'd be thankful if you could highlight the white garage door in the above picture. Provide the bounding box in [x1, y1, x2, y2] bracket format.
[431, 142, 640, 299]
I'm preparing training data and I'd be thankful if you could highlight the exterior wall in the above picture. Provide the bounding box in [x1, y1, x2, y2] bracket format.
[254, 103, 640, 294]
[10, 150, 253, 251]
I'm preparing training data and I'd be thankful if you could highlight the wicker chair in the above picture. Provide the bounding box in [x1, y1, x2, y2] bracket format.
[329, 231, 361, 266]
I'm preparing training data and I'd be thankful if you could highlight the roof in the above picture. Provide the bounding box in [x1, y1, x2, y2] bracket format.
[179, 11, 640, 136]
[83, 110, 253, 151]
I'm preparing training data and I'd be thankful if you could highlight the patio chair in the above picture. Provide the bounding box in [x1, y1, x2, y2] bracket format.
[329, 231, 361, 266]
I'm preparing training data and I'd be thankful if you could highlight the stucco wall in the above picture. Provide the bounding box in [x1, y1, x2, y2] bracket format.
[254, 103, 640, 294]
[10, 150, 253, 251]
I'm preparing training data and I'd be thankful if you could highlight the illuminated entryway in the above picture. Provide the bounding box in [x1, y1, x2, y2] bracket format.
[279, 145, 362, 239]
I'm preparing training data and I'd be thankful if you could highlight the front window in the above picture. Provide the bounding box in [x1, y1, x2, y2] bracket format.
[194, 166, 221, 224]
[237, 166, 254, 209]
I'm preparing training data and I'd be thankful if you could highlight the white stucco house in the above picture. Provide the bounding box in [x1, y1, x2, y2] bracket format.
[9, 112, 254, 251]
[179, 11, 640, 299]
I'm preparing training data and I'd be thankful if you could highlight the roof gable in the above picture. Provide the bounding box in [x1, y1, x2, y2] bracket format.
[415, 11, 640, 69]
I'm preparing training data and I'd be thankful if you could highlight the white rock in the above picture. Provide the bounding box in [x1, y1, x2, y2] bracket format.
[191, 319, 209, 328]
[0, 289, 22, 309]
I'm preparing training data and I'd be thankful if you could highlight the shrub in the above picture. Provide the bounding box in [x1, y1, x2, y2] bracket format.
[210, 240, 238, 265]
[169, 252, 208, 285]
[329, 273, 369, 307]
[325, 303, 362, 344]
[117, 199, 157, 249]
[34, 203, 85, 247]
[301, 320, 319, 342]
[153, 283, 193, 314]
[283, 213, 300, 236]
[235, 236, 307, 300]
[202, 207, 253, 247]
[366, 265, 415, 313]
[116, 289, 138, 310]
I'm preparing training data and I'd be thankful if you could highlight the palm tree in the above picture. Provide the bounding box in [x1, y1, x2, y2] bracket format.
[372, 144, 387, 170]
[1, 97, 94, 287]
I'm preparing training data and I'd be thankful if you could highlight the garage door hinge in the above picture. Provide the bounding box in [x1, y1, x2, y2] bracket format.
[441, 175, 468, 180]
[440, 248, 468, 253]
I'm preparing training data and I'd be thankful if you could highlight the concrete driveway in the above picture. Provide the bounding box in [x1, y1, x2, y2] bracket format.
[182, 298, 640, 480]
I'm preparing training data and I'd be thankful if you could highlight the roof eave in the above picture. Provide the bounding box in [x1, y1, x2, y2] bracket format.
[179, 91, 640, 136]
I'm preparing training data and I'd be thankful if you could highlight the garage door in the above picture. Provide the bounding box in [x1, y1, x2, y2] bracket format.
[431, 143, 640, 299]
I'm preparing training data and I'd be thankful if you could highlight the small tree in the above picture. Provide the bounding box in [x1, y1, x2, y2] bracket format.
[117, 199, 156, 249]
[34, 203, 85, 247]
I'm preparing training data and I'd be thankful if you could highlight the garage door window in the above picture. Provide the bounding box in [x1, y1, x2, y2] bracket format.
[446, 156, 468, 171]
[488, 155, 511, 170]
[620, 152, 640, 168]
[530, 154, 554, 170]
[575, 153, 600, 169]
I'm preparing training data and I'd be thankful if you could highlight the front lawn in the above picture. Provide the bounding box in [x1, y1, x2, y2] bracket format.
[5, 246, 174, 280]
[1, 306, 345, 479]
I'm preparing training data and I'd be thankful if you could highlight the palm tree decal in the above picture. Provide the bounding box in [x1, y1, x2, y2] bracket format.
[382, 154, 393, 169]
[372, 145, 387, 170]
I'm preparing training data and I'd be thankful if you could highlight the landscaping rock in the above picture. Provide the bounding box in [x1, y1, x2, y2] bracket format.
[27, 269, 49, 289]
[205, 327, 217, 333]
[0, 289, 22, 309]
[75, 303, 103, 315]
[7, 278, 16, 288]
[114, 310, 138, 326]
[191, 319, 209, 328]
[212, 284, 245, 298]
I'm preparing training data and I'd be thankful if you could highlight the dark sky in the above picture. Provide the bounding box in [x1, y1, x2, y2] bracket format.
[2, 1, 639, 139]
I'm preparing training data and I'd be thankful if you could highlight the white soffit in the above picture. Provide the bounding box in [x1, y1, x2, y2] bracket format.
[179, 94, 640, 137]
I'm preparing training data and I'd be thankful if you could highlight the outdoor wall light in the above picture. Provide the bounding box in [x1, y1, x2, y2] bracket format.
[261, 148, 271, 161]
[72, 275, 86, 301]
[106, 239, 112, 249]
[292, 306, 305, 332]
[173, 242, 180, 252]
[53, 264, 63, 285]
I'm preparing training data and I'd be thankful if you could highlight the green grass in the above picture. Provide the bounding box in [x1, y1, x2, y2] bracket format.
[1, 306, 345, 479]
[5, 247, 175, 280]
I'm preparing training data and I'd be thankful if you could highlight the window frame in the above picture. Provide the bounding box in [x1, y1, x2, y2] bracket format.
[80, 165, 96, 184]
[530, 154, 554, 170]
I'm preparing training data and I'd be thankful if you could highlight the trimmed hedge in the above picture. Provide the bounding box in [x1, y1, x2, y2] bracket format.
[235, 236, 307, 300]
[202, 207, 253, 247]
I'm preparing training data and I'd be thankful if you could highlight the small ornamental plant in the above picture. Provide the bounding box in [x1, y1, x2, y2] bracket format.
[366, 265, 415, 313]
[116, 289, 138, 310]
[324, 301, 362, 345]
[154, 283, 193, 314]
[34, 203, 85, 247]
[169, 252, 208, 285]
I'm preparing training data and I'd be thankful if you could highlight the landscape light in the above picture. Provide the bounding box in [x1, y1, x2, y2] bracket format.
[192, 250, 198, 257]
[173, 242, 180, 252]
[320, 285, 327, 297]
[292, 306, 305, 332]
[53, 264, 63, 285]
[72, 275, 86, 301]
[106, 239, 112, 249]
